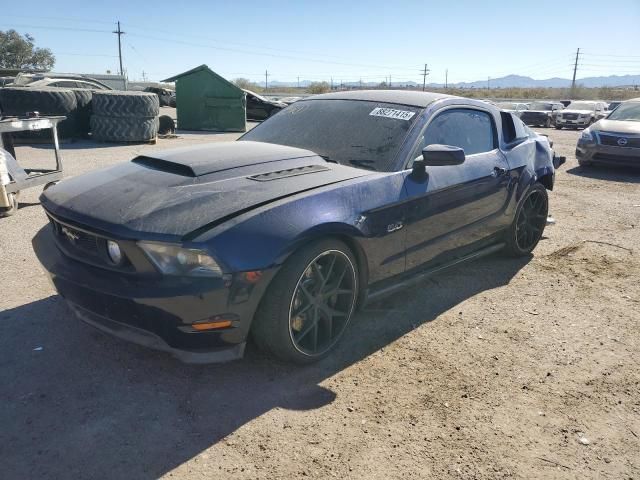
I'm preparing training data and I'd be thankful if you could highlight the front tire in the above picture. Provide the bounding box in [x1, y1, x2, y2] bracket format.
[555, 125, 563, 130]
[545, 117, 552, 128]
[504, 183, 548, 257]
[252, 239, 359, 364]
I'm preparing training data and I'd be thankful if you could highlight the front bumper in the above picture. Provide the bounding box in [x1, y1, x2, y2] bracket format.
[32, 225, 278, 363]
[576, 141, 640, 167]
[556, 117, 591, 127]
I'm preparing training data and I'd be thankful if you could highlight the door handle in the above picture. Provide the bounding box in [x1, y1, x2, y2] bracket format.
[493, 166, 508, 177]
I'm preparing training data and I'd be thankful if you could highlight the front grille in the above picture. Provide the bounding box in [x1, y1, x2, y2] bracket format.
[563, 113, 578, 120]
[47, 214, 132, 271]
[598, 133, 640, 148]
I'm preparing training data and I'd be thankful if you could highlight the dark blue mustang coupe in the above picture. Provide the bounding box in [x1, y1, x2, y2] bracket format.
[33, 91, 563, 364]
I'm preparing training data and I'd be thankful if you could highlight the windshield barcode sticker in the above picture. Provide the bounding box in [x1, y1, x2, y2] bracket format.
[369, 107, 415, 121]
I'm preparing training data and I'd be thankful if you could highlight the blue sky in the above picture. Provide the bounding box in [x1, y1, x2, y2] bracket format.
[2, 0, 640, 84]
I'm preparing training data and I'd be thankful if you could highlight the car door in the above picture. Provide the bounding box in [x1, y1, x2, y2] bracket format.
[402, 107, 511, 271]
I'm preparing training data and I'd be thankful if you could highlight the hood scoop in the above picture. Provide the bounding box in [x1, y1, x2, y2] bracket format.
[131, 141, 317, 177]
[133, 156, 197, 177]
[248, 164, 330, 182]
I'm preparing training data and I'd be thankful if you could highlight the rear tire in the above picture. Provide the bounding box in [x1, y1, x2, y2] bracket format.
[577, 159, 592, 167]
[555, 125, 562, 130]
[503, 183, 548, 257]
[252, 239, 359, 364]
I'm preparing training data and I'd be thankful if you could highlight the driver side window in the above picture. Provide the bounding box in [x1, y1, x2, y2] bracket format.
[415, 108, 496, 158]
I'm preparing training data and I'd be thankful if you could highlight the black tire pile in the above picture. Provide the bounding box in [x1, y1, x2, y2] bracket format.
[0, 88, 81, 138]
[0, 88, 159, 142]
[91, 91, 159, 142]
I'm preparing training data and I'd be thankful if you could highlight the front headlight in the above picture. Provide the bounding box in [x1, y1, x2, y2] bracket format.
[580, 128, 593, 141]
[138, 242, 222, 277]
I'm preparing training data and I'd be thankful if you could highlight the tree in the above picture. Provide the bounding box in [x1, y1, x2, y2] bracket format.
[232, 77, 262, 92]
[307, 81, 330, 94]
[0, 30, 55, 70]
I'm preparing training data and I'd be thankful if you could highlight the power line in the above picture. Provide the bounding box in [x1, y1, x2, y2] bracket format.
[2, 14, 114, 25]
[0, 23, 111, 33]
[55, 52, 119, 58]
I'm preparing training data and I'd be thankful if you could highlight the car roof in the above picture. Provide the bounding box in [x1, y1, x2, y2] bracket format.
[303, 90, 452, 108]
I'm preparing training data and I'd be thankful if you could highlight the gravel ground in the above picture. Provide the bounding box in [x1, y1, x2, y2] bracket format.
[1, 123, 639, 479]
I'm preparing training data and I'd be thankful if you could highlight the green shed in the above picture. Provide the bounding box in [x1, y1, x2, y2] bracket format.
[162, 65, 246, 132]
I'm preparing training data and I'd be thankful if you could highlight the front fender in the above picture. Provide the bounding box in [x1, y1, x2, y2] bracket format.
[198, 172, 407, 283]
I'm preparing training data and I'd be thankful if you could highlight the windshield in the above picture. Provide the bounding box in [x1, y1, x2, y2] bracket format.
[607, 102, 640, 122]
[497, 102, 517, 110]
[239, 99, 421, 171]
[568, 102, 596, 111]
[529, 102, 553, 110]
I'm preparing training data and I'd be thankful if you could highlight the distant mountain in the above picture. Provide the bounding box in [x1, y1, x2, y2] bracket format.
[268, 74, 640, 89]
[432, 74, 640, 89]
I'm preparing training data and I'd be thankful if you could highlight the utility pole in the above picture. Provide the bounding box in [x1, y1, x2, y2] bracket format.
[330, 77, 333, 91]
[142, 70, 147, 82]
[264, 69, 269, 92]
[421, 64, 430, 91]
[445, 69, 448, 89]
[487, 76, 491, 90]
[359, 78, 362, 89]
[571, 47, 581, 96]
[112, 21, 125, 77]
[389, 75, 392, 88]
[297, 76, 300, 89]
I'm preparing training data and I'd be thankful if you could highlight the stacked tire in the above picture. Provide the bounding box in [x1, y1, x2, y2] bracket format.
[69, 88, 93, 138]
[0, 88, 79, 138]
[91, 91, 159, 142]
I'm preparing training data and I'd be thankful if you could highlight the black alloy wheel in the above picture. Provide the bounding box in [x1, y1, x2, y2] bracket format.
[288, 250, 357, 357]
[252, 239, 359, 363]
[504, 183, 548, 256]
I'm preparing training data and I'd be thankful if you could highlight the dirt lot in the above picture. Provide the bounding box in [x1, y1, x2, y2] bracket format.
[1, 123, 639, 479]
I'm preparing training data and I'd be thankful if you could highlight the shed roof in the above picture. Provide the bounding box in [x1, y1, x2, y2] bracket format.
[161, 65, 241, 92]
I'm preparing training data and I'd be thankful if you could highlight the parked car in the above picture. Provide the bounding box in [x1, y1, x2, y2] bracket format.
[607, 101, 622, 112]
[278, 96, 303, 105]
[520, 101, 564, 128]
[33, 90, 562, 364]
[144, 86, 176, 107]
[496, 102, 529, 118]
[576, 97, 640, 168]
[0, 76, 15, 87]
[9, 74, 112, 90]
[555, 101, 608, 129]
[243, 89, 287, 120]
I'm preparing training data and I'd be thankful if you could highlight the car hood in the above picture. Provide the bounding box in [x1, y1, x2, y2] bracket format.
[522, 110, 550, 115]
[41, 141, 372, 241]
[592, 119, 640, 135]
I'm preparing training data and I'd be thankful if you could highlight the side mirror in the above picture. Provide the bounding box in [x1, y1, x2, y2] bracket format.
[421, 144, 465, 166]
